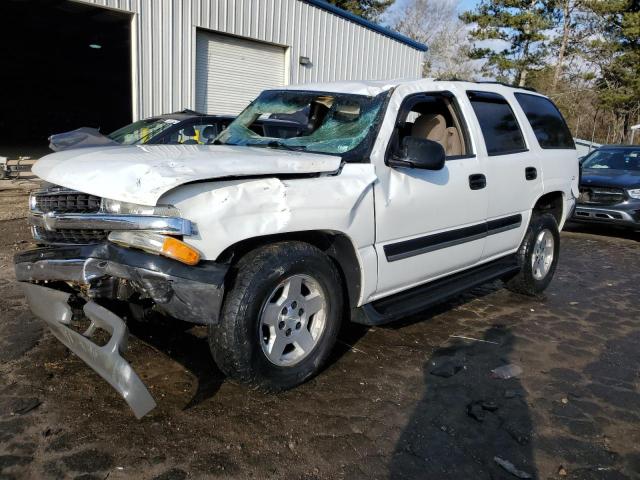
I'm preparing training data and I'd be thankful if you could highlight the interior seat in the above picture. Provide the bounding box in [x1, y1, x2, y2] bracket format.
[411, 114, 463, 157]
[181, 125, 198, 144]
[201, 125, 217, 144]
[411, 114, 447, 150]
[446, 127, 463, 156]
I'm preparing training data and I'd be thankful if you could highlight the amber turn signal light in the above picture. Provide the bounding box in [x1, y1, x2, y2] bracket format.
[108, 231, 201, 266]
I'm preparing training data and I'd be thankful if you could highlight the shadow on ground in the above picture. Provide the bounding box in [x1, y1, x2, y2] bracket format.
[390, 327, 536, 479]
[127, 317, 225, 411]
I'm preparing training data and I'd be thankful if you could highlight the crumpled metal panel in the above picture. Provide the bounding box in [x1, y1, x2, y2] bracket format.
[32, 144, 342, 206]
[15, 256, 226, 325]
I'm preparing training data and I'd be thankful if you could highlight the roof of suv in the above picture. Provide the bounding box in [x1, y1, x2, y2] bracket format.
[281, 78, 543, 97]
[593, 144, 640, 149]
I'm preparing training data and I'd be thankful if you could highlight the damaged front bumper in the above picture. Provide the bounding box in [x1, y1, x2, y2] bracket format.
[15, 242, 229, 418]
[15, 242, 227, 323]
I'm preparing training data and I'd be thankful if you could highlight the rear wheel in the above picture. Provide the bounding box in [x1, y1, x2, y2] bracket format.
[208, 241, 343, 391]
[506, 213, 560, 296]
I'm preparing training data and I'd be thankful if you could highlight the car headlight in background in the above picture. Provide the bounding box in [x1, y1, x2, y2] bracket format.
[627, 189, 640, 199]
[108, 231, 200, 265]
[101, 198, 181, 216]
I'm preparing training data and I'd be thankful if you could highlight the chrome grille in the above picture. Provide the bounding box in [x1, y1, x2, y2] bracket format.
[32, 226, 108, 245]
[33, 187, 101, 214]
[578, 186, 625, 206]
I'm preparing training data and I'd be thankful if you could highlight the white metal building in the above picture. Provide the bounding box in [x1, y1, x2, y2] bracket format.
[0, 0, 425, 155]
[82, 0, 426, 118]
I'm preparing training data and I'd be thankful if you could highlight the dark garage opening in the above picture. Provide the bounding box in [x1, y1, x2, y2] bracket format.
[0, 0, 132, 158]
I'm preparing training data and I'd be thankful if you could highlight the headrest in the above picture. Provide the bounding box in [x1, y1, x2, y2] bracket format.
[412, 114, 446, 141]
[182, 125, 196, 136]
[201, 126, 216, 139]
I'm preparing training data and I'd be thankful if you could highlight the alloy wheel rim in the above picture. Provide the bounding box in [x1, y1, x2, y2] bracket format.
[531, 229, 555, 280]
[259, 274, 328, 367]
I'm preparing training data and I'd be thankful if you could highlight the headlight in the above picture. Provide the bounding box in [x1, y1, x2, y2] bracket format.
[628, 189, 640, 199]
[108, 231, 200, 265]
[101, 198, 181, 216]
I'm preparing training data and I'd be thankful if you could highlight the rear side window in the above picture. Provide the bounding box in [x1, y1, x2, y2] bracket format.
[467, 91, 527, 156]
[514, 93, 575, 149]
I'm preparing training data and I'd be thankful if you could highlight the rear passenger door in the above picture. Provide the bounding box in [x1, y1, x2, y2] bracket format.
[465, 90, 543, 260]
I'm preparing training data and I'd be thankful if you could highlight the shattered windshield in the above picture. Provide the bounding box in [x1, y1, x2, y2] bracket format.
[215, 90, 387, 156]
[108, 118, 178, 145]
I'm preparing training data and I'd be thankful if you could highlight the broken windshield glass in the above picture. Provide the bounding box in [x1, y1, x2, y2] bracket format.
[215, 90, 387, 156]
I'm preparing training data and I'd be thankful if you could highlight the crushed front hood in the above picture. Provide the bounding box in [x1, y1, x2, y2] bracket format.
[33, 144, 342, 205]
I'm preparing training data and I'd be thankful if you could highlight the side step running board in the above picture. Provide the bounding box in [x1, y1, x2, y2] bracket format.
[355, 255, 520, 326]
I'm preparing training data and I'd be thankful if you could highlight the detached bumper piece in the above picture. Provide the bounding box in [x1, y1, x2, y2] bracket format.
[21, 283, 156, 419]
[15, 242, 229, 418]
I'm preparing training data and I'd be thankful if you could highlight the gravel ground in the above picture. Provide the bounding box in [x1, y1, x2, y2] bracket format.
[0, 186, 638, 479]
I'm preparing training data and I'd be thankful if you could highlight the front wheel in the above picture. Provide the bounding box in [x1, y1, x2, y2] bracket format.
[505, 212, 560, 296]
[208, 241, 343, 391]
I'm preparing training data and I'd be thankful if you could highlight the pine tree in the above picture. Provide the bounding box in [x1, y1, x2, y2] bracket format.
[325, 0, 395, 21]
[461, 0, 555, 86]
[585, 0, 640, 142]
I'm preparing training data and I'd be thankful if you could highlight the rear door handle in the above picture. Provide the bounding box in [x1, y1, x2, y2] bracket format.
[469, 173, 486, 190]
[525, 167, 537, 180]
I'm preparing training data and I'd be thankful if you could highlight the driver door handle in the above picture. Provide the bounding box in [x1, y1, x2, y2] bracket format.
[469, 173, 486, 190]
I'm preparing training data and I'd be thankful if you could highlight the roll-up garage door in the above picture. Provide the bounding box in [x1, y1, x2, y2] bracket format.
[195, 31, 287, 115]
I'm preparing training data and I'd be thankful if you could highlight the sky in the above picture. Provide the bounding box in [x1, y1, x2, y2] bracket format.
[386, 0, 480, 14]
[383, 0, 481, 25]
[457, 0, 481, 13]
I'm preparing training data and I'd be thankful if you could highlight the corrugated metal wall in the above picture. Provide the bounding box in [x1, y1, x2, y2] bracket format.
[195, 31, 287, 114]
[74, 0, 424, 119]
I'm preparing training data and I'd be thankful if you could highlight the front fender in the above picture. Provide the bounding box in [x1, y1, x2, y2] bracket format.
[159, 163, 377, 261]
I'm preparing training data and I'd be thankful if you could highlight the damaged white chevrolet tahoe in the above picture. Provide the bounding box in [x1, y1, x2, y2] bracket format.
[15, 79, 578, 418]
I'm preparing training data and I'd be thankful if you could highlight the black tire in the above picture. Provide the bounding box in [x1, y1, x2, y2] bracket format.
[208, 241, 343, 391]
[505, 212, 560, 296]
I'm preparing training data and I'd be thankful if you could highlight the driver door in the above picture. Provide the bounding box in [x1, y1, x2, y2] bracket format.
[373, 92, 488, 297]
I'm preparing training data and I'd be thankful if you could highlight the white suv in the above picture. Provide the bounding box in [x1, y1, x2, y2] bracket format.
[15, 79, 579, 418]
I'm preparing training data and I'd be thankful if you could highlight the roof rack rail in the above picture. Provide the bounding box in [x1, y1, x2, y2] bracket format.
[434, 78, 538, 92]
[473, 81, 538, 92]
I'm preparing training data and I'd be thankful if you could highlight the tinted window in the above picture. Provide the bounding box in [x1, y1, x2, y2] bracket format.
[467, 91, 527, 156]
[515, 93, 574, 149]
[582, 148, 640, 171]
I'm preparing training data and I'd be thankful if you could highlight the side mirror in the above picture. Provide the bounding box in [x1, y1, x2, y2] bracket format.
[390, 137, 446, 170]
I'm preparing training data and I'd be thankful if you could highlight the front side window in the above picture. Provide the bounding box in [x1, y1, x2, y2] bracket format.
[467, 91, 527, 156]
[215, 90, 387, 158]
[582, 148, 640, 171]
[388, 93, 470, 159]
[514, 93, 574, 149]
[108, 118, 178, 145]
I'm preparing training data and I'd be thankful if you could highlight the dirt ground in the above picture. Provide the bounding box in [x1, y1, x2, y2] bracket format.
[0, 183, 639, 479]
